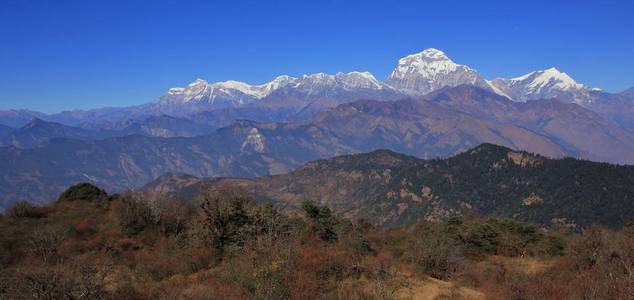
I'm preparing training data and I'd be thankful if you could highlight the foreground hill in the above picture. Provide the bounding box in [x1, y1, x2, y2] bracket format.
[144, 144, 634, 228]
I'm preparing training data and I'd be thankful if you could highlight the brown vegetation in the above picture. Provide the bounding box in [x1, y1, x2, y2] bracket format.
[1, 183, 633, 299]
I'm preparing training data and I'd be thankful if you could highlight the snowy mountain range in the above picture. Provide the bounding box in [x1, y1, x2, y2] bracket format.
[153, 48, 610, 111]
[1, 48, 629, 130]
[157, 71, 399, 108]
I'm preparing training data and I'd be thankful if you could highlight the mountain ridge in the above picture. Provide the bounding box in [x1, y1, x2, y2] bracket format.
[140, 143, 634, 228]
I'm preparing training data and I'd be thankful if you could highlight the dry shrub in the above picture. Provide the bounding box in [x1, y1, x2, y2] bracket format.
[212, 238, 292, 300]
[6, 201, 46, 219]
[3, 259, 110, 300]
[406, 222, 465, 280]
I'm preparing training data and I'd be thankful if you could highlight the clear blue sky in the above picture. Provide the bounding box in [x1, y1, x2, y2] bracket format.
[1, 0, 633, 113]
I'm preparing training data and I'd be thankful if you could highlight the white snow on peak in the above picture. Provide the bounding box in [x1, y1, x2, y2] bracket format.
[293, 71, 385, 90]
[418, 48, 450, 60]
[167, 87, 185, 95]
[162, 49, 602, 107]
[163, 71, 389, 104]
[337, 71, 383, 89]
[168, 76, 296, 102]
[510, 67, 585, 92]
[389, 48, 477, 80]
[490, 66, 596, 104]
[188, 78, 208, 87]
[259, 75, 296, 95]
[346, 71, 379, 81]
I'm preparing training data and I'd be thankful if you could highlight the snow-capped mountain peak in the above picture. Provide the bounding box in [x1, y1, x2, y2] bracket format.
[510, 67, 585, 92]
[189, 78, 208, 87]
[212, 80, 269, 98]
[418, 48, 450, 59]
[385, 48, 489, 94]
[490, 67, 592, 103]
[390, 48, 467, 80]
[336, 71, 383, 89]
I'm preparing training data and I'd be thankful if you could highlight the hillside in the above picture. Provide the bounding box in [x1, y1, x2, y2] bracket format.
[144, 143, 634, 228]
[1, 183, 633, 299]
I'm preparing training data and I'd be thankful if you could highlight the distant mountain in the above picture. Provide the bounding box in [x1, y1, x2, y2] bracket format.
[484, 67, 634, 134]
[0, 124, 13, 139]
[0, 118, 113, 148]
[0, 110, 46, 127]
[383, 50, 634, 134]
[2, 72, 402, 129]
[0, 120, 355, 209]
[250, 72, 404, 119]
[385, 48, 491, 95]
[582, 90, 634, 133]
[0, 115, 220, 149]
[489, 67, 593, 104]
[156, 75, 294, 108]
[156, 72, 404, 121]
[621, 87, 634, 97]
[116, 115, 216, 138]
[308, 95, 566, 159]
[142, 144, 634, 228]
[424, 85, 634, 164]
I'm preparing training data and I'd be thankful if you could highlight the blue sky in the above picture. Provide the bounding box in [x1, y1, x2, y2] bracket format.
[0, 0, 633, 113]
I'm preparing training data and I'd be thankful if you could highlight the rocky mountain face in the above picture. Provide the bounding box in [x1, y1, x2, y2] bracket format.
[141, 144, 634, 229]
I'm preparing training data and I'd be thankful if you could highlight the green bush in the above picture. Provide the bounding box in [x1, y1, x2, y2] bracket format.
[458, 218, 553, 257]
[302, 200, 338, 243]
[57, 183, 108, 203]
